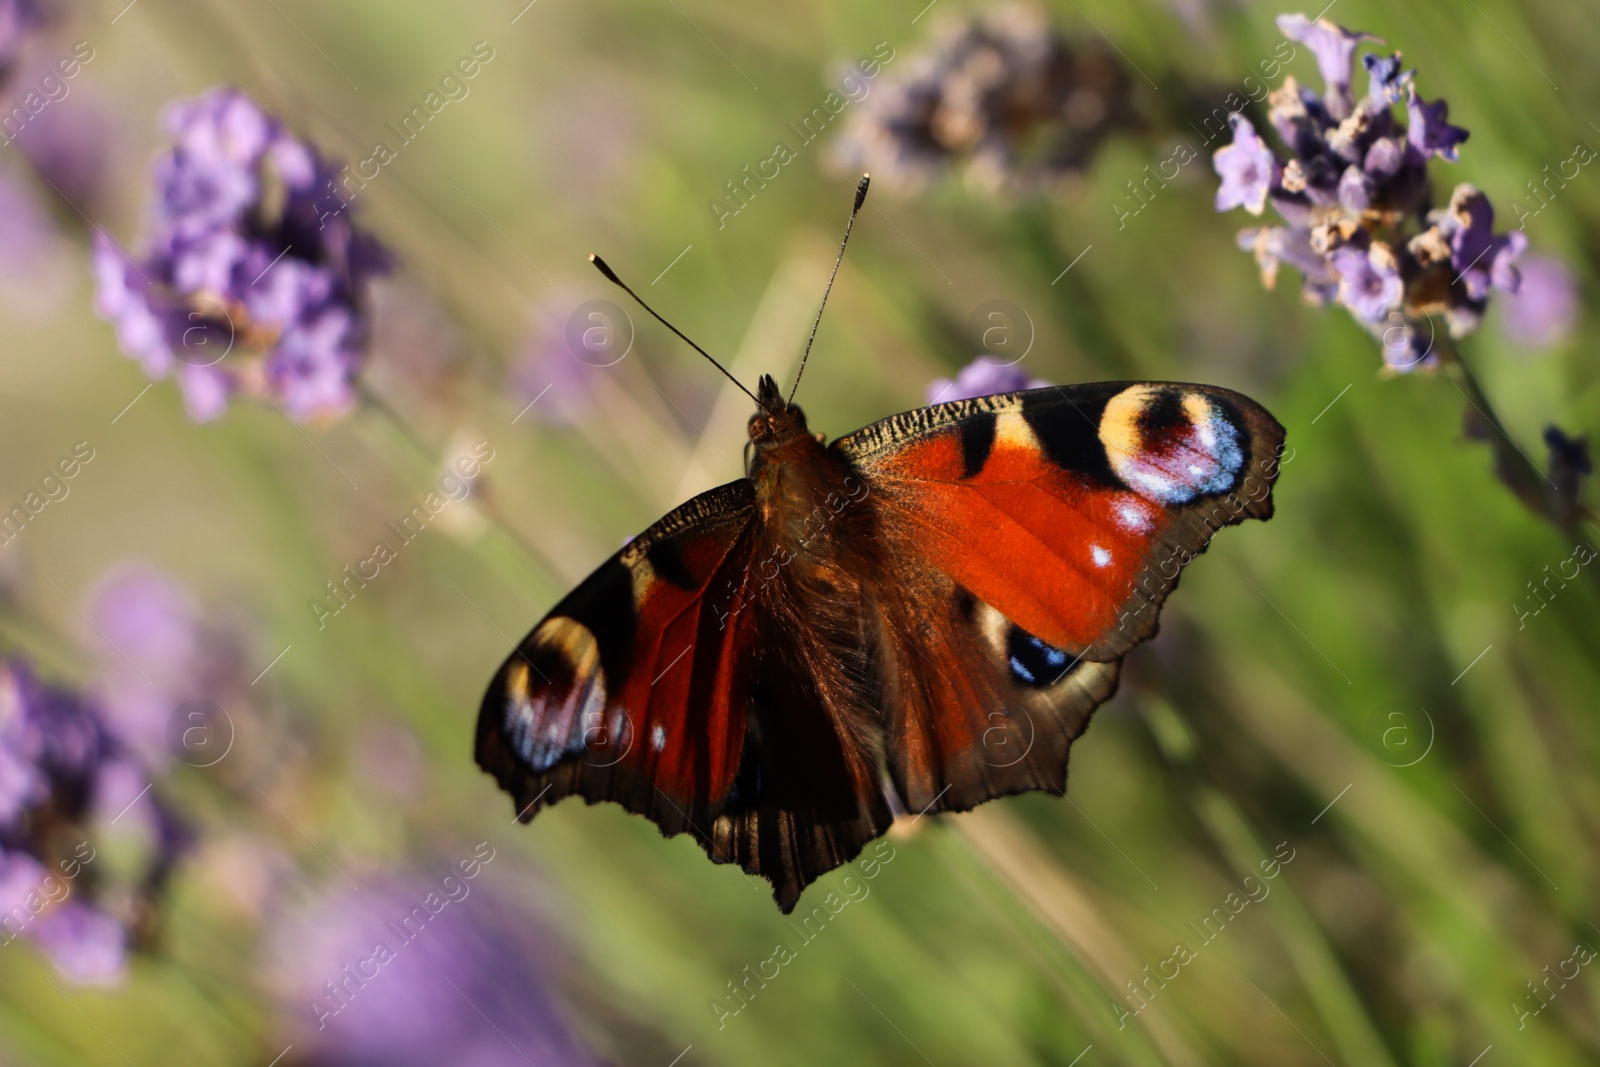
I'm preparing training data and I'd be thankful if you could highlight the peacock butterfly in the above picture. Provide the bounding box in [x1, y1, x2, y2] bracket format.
[476, 177, 1286, 912]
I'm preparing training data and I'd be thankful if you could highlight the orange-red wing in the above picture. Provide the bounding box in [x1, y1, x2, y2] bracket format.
[475, 479, 761, 840]
[835, 381, 1286, 811]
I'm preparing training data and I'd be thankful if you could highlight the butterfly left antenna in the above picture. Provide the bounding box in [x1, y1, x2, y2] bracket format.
[789, 173, 870, 404]
[589, 253, 761, 407]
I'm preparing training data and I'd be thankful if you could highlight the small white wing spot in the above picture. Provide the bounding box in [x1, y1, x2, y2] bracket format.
[651, 724, 666, 751]
[1116, 500, 1153, 532]
[1091, 544, 1112, 567]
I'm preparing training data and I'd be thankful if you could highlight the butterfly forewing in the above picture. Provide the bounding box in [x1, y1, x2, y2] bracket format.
[834, 381, 1286, 813]
[476, 479, 760, 836]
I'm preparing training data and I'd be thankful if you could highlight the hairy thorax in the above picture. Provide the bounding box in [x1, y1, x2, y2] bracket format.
[751, 430, 862, 573]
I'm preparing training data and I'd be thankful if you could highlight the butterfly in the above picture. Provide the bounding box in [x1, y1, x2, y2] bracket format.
[476, 177, 1286, 912]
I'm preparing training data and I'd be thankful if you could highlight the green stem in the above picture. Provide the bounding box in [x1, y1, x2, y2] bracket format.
[356, 383, 568, 582]
[1434, 335, 1600, 590]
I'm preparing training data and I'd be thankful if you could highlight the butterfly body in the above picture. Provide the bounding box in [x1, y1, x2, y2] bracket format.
[478, 369, 1285, 912]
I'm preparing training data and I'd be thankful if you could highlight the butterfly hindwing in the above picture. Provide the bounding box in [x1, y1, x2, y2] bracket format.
[834, 381, 1285, 812]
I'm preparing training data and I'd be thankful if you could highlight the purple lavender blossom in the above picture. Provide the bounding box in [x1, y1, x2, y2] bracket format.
[1216, 115, 1280, 214]
[1275, 14, 1376, 112]
[1362, 53, 1412, 104]
[11, 80, 116, 213]
[1435, 185, 1524, 301]
[831, 5, 1135, 192]
[1237, 225, 1339, 302]
[0, 670, 49, 823]
[1213, 115, 1278, 215]
[1405, 86, 1469, 162]
[510, 291, 613, 425]
[269, 873, 598, 1066]
[927, 355, 1049, 404]
[1330, 243, 1402, 323]
[93, 88, 388, 423]
[0, 660, 168, 987]
[1215, 14, 1528, 369]
[29, 902, 127, 986]
[0, 0, 44, 81]
[86, 564, 249, 771]
[1500, 254, 1578, 349]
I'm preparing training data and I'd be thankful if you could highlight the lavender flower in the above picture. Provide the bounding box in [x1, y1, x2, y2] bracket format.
[928, 355, 1049, 404]
[1217, 14, 1527, 369]
[0, 660, 166, 986]
[1406, 86, 1469, 162]
[1213, 115, 1277, 215]
[27, 901, 127, 986]
[1500, 254, 1577, 349]
[510, 290, 613, 425]
[1274, 14, 1374, 114]
[832, 3, 1134, 192]
[11, 81, 115, 214]
[269, 872, 598, 1066]
[87, 563, 250, 769]
[93, 88, 388, 423]
[1330, 243, 1402, 323]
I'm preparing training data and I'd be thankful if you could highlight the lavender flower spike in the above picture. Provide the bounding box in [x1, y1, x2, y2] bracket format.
[1213, 114, 1278, 216]
[93, 88, 388, 423]
[1216, 14, 1523, 367]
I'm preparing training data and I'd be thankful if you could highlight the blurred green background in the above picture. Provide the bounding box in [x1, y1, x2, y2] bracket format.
[1, 0, 1598, 1063]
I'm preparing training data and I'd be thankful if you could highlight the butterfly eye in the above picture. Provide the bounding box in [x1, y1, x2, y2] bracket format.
[748, 417, 769, 439]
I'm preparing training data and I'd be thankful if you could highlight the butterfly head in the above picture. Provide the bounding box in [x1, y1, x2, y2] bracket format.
[748, 373, 811, 445]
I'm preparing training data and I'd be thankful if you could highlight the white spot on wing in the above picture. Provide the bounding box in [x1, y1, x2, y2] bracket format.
[1115, 498, 1153, 533]
[650, 724, 666, 751]
[1091, 544, 1111, 567]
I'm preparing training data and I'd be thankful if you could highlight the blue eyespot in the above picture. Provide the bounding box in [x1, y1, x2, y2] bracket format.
[1006, 629, 1074, 688]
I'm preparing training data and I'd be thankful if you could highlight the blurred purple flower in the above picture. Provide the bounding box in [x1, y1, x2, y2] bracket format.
[928, 355, 1049, 404]
[1237, 224, 1339, 301]
[86, 563, 250, 769]
[93, 88, 388, 423]
[510, 290, 607, 425]
[0, 0, 44, 81]
[1213, 115, 1277, 215]
[831, 4, 1135, 192]
[1361, 53, 1412, 104]
[0, 659, 173, 987]
[0, 673, 49, 824]
[1331, 243, 1402, 323]
[9, 74, 117, 213]
[1436, 185, 1525, 301]
[1405, 86, 1469, 162]
[28, 902, 126, 986]
[1215, 14, 1527, 368]
[269, 871, 598, 1067]
[1275, 14, 1376, 111]
[1500, 254, 1577, 349]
